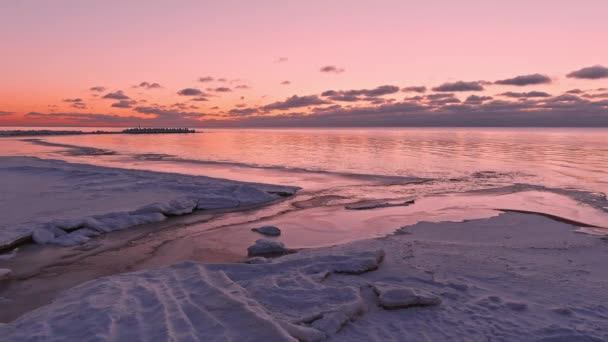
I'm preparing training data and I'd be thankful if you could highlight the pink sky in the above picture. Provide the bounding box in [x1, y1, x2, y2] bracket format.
[0, 0, 607, 127]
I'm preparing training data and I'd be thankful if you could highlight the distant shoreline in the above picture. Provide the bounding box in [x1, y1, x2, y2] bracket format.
[0, 128, 198, 137]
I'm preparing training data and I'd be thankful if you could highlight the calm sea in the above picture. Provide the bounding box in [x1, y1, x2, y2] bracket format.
[1, 127, 607, 195]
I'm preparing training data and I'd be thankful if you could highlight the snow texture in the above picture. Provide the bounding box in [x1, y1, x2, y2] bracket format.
[0, 157, 298, 249]
[2, 212, 608, 341]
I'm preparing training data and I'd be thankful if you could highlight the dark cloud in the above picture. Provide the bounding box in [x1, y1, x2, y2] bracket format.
[428, 96, 461, 105]
[25, 108, 210, 126]
[235, 85, 250, 89]
[177, 88, 204, 96]
[217, 78, 228, 82]
[264, 95, 331, 111]
[71, 102, 87, 109]
[198, 76, 214, 82]
[494, 73, 552, 86]
[134, 106, 207, 120]
[401, 86, 427, 93]
[102, 90, 130, 100]
[274, 57, 288, 63]
[62, 98, 83, 103]
[89, 86, 106, 92]
[327, 94, 361, 102]
[191, 97, 209, 102]
[464, 95, 493, 104]
[228, 107, 258, 116]
[582, 92, 608, 99]
[0, 111, 15, 116]
[426, 93, 455, 100]
[320, 65, 345, 74]
[209, 87, 232, 92]
[432, 81, 484, 92]
[135, 82, 162, 89]
[111, 100, 137, 108]
[499, 91, 551, 98]
[321, 85, 400, 101]
[281, 80, 291, 85]
[567, 65, 608, 79]
[566, 89, 584, 94]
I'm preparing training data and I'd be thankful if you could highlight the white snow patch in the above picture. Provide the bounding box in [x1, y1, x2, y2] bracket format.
[0, 157, 298, 249]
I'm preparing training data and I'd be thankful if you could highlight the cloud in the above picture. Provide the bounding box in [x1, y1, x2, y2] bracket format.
[190, 97, 209, 102]
[321, 85, 400, 101]
[209, 87, 232, 92]
[177, 88, 204, 96]
[102, 90, 130, 100]
[217, 78, 227, 82]
[494, 73, 552, 86]
[71, 102, 87, 109]
[281, 80, 291, 85]
[326, 94, 361, 102]
[62, 98, 83, 103]
[401, 86, 427, 93]
[0, 111, 15, 116]
[134, 106, 207, 120]
[499, 91, 552, 98]
[263, 95, 331, 111]
[566, 89, 584, 94]
[198, 76, 214, 82]
[426, 93, 455, 100]
[235, 85, 250, 89]
[432, 81, 484, 92]
[427, 95, 460, 105]
[567, 65, 608, 79]
[464, 95, 493, 104]
[111, 100, 137, 108]
[89, 86, 106, 92]
[274, 57, 288, 63]
[228, 107, 258, 116]
[582, 92, 608, 99]
[134, 81, 162, 89]
[320, 65, 345, 74]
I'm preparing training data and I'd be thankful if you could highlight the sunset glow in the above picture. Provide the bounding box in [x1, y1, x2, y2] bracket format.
[1, 0, 607, 127]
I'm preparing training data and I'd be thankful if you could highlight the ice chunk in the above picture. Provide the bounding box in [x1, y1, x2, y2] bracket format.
[372, 283, 441, 309]
[247, 239, 292, 257]
[196, 196, 240, 210]
[0, 268, 12, 280]
[252, 225, 281, 236]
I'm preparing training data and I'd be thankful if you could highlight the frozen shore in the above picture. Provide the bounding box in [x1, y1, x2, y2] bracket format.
[2, 212, 607, 341]
[0, 156, 298, 250]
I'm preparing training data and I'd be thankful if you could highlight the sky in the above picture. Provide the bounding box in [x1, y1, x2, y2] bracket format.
[1, 0, 607, 127]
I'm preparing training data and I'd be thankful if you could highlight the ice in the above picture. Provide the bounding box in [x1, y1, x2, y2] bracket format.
[0, 157, 298, 249]
[247, 239, 292, 257]
[251, 225, 282, 236]
[0, 268, 11, 280]
[372, 283, 441, 309]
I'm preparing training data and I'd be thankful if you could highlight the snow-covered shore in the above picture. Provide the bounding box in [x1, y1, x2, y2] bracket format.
[2, 212, 607, 341]
[0, 156, 298, 250]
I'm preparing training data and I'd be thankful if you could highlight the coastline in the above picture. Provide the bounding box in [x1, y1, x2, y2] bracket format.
[1, 154, 607, 340]
[3, 212, 607, 341]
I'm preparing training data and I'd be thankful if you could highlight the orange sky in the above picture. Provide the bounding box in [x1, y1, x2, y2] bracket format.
[1, 1, 607, 127]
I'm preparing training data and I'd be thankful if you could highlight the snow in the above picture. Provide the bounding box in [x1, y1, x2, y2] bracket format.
[0, 268, 11, 280]
[372, 283, 441, 309]
[0, 156, 299, 249]
[3, 212, 608, 341]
